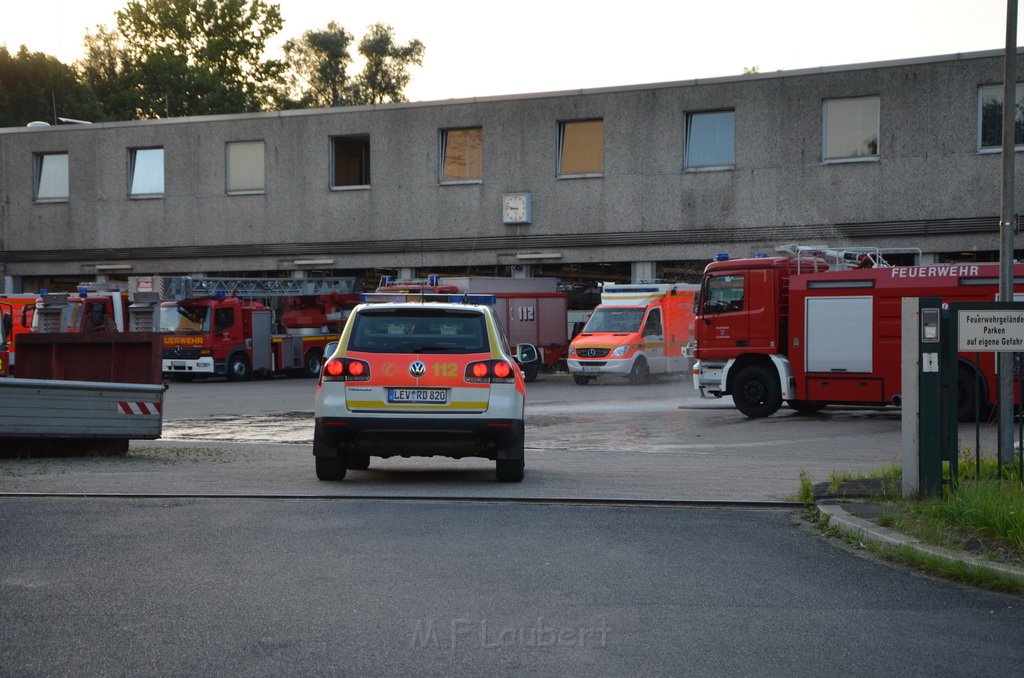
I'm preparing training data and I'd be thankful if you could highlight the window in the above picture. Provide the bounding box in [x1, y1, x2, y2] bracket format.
[703, 274, 745, 314]
[685, 110, 735, 169]
[129, 147, 164, 197]
[331, 135, 371, 188]
[978, 84, 1024, 150]
[558, 119, 603, 176]
[440, 127, 483, 183]
[642, 309, 663, 337]
[34, 152, 68, 201]
[214, 308, 234, 332]
[822, 96, 879, 162]
[348, 309, 488, 354]
[226, 141, 265, 194]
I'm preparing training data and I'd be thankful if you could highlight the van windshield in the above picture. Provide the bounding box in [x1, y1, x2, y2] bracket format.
[582, 307, 645, 333]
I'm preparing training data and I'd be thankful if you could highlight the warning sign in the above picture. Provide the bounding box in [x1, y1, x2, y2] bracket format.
[958, 310, 1024, 351]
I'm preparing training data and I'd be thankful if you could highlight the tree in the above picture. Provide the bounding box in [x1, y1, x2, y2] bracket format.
[352, 23, 424, 105]
[0, 45, 103, 127]
[79, 25, 137, 121]
[112, 0, 287, 118]
[282, 21, 355, 108]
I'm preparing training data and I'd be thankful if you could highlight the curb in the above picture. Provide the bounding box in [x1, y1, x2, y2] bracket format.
[817, 502, 1024, 584]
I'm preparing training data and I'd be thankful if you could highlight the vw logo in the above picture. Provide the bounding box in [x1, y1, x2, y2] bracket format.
[409, 361, 426, 377]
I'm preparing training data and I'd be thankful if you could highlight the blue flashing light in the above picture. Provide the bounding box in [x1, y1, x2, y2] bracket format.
[715, 253, 730, 261]
[40, 288, 49, 295]
[78, 287, 88, 297]
[381, 275, 392, 286]
[461, 294, 496, 305]
[427, 274, 440, 286]
[215, 290, 226, 299]
[754, 253, 768, 258]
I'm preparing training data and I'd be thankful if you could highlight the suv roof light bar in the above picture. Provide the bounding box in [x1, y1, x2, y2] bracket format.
[359, 292, 497, 305]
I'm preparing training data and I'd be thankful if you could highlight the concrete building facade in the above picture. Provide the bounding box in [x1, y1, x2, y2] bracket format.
[1, 49, 1022, 292]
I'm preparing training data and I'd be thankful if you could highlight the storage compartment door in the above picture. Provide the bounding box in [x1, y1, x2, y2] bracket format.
[805, 296, 872, 373]
[251, 311, 273, 373]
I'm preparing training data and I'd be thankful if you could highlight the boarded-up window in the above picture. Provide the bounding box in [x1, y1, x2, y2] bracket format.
[558, 119, 603, 176]
[822, 97, 879, 161]
[441, 127, 483, 182]
[226, 141, 265, 193]
[332, 135, 371, 187]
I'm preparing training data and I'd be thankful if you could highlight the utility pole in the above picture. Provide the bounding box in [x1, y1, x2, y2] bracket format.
[998, 0, 1018, 465]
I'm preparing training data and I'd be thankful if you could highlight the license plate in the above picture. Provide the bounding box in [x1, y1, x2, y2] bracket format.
[581, 366, 600, 373]
[388, 388, 448, 404]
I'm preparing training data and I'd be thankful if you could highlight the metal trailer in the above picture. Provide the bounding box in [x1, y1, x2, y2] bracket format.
[0, 377, 164, 456]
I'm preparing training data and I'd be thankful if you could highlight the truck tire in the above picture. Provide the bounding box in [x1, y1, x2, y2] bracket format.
[524, 360, 540, 382]
[304, 349, 323, 378]
[957, 364, 981, 422]
[226, 354, 251, 381]
[628, 356, 650, 385]
[573, 375, 592, 385]
[732, 364, 782, 417]
[315, 455, 347, 481]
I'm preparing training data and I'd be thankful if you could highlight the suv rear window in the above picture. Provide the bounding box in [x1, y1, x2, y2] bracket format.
[347, 309, 489, 354]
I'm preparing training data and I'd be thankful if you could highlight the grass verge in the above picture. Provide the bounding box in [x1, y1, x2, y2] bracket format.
[803, 457, 1024, 594]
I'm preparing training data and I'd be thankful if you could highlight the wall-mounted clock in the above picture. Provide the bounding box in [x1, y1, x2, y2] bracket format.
[502, 192, 532, 224]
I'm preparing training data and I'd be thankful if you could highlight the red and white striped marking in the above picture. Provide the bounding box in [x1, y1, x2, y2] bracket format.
[117, 401, 163, 415]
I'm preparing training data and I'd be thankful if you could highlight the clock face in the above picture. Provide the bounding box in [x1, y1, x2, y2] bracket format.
[502, 192, 532, 224]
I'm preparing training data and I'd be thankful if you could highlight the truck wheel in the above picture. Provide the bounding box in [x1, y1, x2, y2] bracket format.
[732, 364, 782, 417]
[304, 349, 323, 378]
[957, 365, 981, 422]
[226, 354, 251, 381]
[787, 400, 826, 415]
[315, 455, 346, 481]
[628, 357, 650, 385]
[524, 361, 540, 382]
[573, 375, 592, 385]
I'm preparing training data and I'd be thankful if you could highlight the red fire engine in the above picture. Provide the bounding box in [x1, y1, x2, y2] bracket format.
[692, 245, 1022, 418]
[0, 283, 129, 375]
[375, 275, 569, 381]
[134, 276, 361, 381]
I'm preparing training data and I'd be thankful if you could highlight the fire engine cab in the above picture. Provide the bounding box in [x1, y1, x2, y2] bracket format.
[693, 245, 1024, 418]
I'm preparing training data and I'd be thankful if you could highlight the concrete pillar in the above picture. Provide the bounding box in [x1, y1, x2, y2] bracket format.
[631, 261, 657, 283]
[398, 268, 416, 281]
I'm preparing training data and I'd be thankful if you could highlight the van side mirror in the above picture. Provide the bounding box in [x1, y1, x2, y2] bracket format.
[515, 343, 538, 364]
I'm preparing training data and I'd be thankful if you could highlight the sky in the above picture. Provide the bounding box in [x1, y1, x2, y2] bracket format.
[1, 0, 1021, 102]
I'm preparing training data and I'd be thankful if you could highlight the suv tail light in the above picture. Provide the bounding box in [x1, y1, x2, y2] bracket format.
[322, 357, 371, 382]
[465, 359, 515, 383]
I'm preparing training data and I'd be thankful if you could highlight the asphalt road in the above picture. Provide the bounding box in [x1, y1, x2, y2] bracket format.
[0, 372, 908, 500]
[3, 498, 1022, 677]
[4, 372, 1021, 676]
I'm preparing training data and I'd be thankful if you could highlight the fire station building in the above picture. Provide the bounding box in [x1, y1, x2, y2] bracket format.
[1, 48, 1023, 292]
